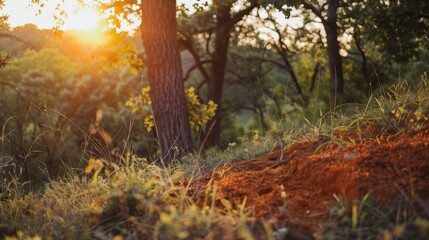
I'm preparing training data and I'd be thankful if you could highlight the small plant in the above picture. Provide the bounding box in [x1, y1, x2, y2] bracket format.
[323, 193, 429, 240]
[84, 158, 111, 184]
[1, 155, 273, 239]
[125, 86, 217, 132]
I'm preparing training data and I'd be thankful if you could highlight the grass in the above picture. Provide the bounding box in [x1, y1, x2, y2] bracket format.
[1, 75, 429, 239]
[319, 74, 429, 239]
[323, 193, 429, 240]
[306, 73, 429, 147]
[1, 157, 272, 239]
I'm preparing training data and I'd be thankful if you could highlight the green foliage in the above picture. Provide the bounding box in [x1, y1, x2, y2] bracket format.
[0, 53, 9, 68]
[341, 0, 429, 63]
[323, 193, 429, 239]
[0, 28, 144, 183]
[360, 74, 429, 135]
[0, 0, 8, 28]
[180, 128, 278, 175]
[126, 86, 217, 132]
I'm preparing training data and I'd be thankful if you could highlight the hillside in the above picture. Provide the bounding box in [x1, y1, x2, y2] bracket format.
[186, 126, 429, 238]
[1, 129, 429, 239]
[1, 77, 428, 239]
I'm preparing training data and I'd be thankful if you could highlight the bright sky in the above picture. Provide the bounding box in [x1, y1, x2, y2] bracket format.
[3, 0, 197, 31]
[2, 0, 300, 41]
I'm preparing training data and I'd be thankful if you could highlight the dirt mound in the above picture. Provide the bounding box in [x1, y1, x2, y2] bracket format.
[188, 129, 429, 234]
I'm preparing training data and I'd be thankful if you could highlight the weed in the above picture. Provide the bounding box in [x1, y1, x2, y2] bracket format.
[1, 156, 272, 239]
[323, 193, 429, 240]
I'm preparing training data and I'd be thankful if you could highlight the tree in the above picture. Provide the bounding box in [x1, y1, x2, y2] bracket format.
[205, 0, 260, 146]
[339, 0, 429, 91]
[0, 21, 162, 180]
[179, 0, 260, 147]
[31, 0, 193, 165]
[257, 11, 311, 104]
[362, 0, 429, 63]
[302, 0, 344, 105]
[0, 0, 10, 68]
[140, 0, 192, 164]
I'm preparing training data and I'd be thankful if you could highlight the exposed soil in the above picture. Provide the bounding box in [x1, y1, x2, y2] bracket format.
[186, 126, 429, 237]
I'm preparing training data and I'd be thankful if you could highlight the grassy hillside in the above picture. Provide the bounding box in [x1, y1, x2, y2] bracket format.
[1, 77, 429, 240]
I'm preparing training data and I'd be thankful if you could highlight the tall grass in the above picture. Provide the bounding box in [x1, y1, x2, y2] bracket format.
[1, 156, 273, 239]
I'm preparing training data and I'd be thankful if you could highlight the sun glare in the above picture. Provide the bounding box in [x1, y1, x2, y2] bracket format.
[5, 0, 202, 35]
[5, 0, 200, 32]
[64, 8, 102, 32]
[4, 0, 104, 32]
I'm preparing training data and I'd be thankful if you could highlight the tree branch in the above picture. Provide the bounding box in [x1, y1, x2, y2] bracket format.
[183, 59, 213, 82]
[309, 62, 321, 92]
[302, 1, 327, 24]
[179, 36, 212, 83]
[226, 2, 259, 30]
[353, 30, 370, 87]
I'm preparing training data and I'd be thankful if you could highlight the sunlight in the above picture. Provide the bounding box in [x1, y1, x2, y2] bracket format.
[64, 8, 101, 32]
[4, 0, 198, 32]
[4, 0, 103, 31]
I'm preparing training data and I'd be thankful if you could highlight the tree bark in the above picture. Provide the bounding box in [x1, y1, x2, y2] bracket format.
[353, 30, 374, 92]
[206, 1, 257, 147]
[303, 0, 344, 105]
[206, 3, 231, 147]
[140, 0, 192, 165]
[324, 0, 344, 103]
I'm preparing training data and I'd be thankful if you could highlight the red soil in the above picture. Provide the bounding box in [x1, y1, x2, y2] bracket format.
[187, 127, 429, 235]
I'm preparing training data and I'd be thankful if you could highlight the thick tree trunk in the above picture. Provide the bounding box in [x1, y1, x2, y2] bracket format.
[140, 0, 192, 165]
[206, 4, 232, 147]
[324, 0, 344, 105]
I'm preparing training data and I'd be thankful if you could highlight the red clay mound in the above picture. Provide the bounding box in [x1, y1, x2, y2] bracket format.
[188, 129, 429, 234]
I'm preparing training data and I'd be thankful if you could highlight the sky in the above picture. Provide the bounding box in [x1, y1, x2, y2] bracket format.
[2, 0, 300, 36]
[2, 0, 197, 31]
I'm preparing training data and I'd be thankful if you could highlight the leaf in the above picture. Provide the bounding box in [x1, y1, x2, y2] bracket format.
[85, 158, 97, 174]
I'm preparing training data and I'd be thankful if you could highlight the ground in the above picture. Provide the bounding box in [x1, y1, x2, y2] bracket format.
[186, 125, 429, 238]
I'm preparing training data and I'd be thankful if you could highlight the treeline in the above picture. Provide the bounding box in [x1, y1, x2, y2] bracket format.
[0, 24, 145, 184]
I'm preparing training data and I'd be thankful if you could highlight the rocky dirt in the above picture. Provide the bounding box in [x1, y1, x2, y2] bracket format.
[187, 126, 429, 237]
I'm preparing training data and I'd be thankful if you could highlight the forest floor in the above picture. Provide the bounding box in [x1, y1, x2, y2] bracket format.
[186, 124, 429, 238]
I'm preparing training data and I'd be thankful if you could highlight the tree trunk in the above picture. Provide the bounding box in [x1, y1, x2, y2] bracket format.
[353, 31, 374, 92]
[324, 0, 344, 105]
[206, 4, 232, 147]
[140, 0, 192, 165]
[278, 49, 307, 103]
